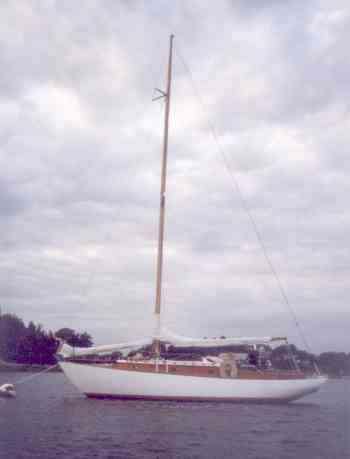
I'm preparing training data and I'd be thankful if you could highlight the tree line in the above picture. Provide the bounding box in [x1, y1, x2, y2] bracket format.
[0, 312, 93, 365]
[270, 344, 350, 378]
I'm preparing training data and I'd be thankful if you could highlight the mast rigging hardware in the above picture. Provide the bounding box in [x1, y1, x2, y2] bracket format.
[152, 88, 168, 102]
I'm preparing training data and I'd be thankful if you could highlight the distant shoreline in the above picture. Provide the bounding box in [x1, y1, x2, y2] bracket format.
[0, 360, 62, 373]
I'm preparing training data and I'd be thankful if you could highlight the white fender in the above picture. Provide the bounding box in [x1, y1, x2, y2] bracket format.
[0, 383, 16, 398]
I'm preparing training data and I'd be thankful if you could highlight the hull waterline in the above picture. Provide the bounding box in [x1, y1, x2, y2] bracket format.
[60, 361, 327, 403]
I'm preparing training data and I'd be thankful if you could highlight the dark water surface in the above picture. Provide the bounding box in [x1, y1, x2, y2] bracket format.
[0, 372, 349, 459]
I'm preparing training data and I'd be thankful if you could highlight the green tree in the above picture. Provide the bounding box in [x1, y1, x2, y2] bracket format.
[0, 311, 94, 365]
[16, 322, 57, 365]
[78, 331, 93, 347]
[55, 328, 93, 347]
[0, 313, 27, 362]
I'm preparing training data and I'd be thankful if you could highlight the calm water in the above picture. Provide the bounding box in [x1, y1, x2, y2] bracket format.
[0, 372, 349, 459]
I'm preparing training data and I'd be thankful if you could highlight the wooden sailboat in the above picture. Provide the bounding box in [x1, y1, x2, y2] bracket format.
[58, 35, 327, 402]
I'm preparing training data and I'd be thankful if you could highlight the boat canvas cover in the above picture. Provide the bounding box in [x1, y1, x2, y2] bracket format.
[56, 338, 153, 359]
[56, 329, 285, 359]
[158, 329, 285, 348]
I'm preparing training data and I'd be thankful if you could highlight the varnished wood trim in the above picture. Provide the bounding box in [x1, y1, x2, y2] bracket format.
[73, 361, 306, 380]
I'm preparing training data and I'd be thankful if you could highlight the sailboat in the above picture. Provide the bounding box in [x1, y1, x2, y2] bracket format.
[57, 35, 327, 402]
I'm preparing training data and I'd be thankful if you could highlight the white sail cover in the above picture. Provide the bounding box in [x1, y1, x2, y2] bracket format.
[158, 329, 286, 348]
[56, 329, 286, 359]
[56, 338, 153, 359]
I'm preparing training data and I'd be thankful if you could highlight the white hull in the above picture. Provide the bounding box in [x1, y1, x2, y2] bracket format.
[60, 362, 327, 403]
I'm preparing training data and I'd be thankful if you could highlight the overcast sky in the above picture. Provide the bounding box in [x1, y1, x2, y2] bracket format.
[1, 0, 349, 353]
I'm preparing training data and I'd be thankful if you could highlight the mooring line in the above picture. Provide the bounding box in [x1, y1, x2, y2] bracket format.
[14, 363, 59, 386]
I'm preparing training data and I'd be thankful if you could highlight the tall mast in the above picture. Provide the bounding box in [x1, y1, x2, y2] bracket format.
[153, 34, 174, 356]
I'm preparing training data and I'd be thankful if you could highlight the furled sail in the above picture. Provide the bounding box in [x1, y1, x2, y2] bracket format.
[56, 328, 286, 359]
[158, 329, 286, 348]
[56, 338, 153, 359]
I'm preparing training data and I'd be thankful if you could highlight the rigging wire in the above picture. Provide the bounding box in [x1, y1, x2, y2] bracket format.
[14, 363, 59, 385]
[174, 45, 312, 353]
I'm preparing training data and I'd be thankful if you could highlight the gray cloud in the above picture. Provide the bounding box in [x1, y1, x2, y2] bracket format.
[0, 0, 349, 353]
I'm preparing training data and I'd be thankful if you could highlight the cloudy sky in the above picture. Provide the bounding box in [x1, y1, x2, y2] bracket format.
[1, 0, 349, 353]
